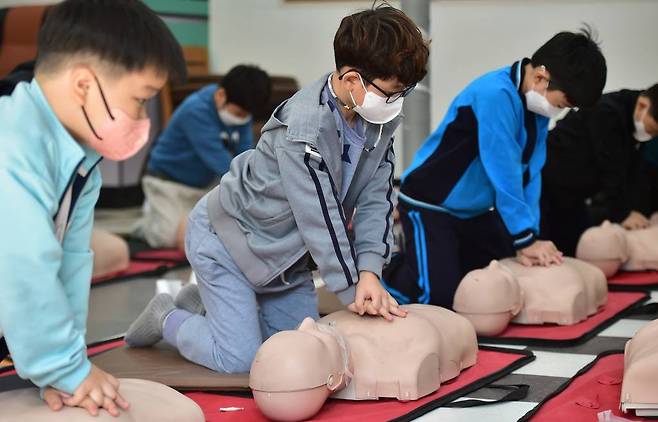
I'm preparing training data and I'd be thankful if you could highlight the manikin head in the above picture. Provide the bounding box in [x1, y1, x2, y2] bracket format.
[621, 319, 658, 410]
[453, 261, 523, 336]
[576, 221, 628, 277]
[249, 318, 351, 421]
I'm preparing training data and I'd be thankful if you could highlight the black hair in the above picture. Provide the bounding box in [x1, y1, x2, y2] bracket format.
[642, 84, 658, 122]
[222, 65, 271, 114]
[36, 0, 186, 83]
[531, 25, 606, 107]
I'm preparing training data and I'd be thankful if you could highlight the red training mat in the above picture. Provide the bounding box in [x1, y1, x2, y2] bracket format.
[609, 271, 658, 287]
[91, 260, 183, 285]
[519, 351, 648, 421]
[480, 291, 647, 346]
[132, 249, 187, 263]
[185, 347, 534, 422]
[0, 338, 125, 378]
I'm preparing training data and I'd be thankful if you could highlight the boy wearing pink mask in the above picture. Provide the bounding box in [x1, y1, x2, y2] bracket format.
[0, 0, 185, 417]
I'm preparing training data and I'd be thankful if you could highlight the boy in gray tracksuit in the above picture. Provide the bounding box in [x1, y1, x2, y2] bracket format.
[126, 5, 429, 373]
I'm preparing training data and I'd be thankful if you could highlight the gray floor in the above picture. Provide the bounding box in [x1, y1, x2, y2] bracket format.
[87, 267, 192, 344]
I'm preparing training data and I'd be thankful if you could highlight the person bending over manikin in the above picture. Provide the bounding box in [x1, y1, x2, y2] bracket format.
[453, 258, 608, 336]
[249, 304, 478, 422]
[0, 379, 204, 422]
[577, 219, 658, 277]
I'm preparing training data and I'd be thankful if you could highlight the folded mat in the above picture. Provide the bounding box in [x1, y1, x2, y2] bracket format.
[184, 346, 535, 422]
[131, 248, 187, 263]
[90, 342, 249, 391]
[479, 290, 649, 347]
[519, 351, 649, 421]
[609, 271, 658, 290]
[91, 259, 188, 285]
[127, 237, 187, 263]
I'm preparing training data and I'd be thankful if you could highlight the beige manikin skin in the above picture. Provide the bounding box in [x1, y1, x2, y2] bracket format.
[623, 225, 658, 271]
[577, 220, 658, 275]
[576, 221, 629, 277]
[453, 259, 608, 336]
[0, 379, 204, 422]
[502, 257, 607, 325]
[452, 260, 524, 336]
[249, 305, 478, 422]
[621, 318, 658, 410]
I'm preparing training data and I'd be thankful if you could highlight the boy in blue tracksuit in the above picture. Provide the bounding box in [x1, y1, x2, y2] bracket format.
[383, 29, 607, 308]
[0, 0, 185, 416]
[134, 65, 271, 251]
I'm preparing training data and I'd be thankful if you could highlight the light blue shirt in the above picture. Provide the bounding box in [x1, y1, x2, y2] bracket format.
[0, 79, 102, 393]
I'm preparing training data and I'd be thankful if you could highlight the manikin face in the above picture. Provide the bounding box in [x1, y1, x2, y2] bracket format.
[250, 319, 351, 422]
[298, 318, 350, 389]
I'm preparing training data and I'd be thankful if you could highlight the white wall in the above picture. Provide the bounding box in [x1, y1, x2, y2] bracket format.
[430, 0, 658, 128]
[209, 0, 399, 87]
[209, 0, 406, 172]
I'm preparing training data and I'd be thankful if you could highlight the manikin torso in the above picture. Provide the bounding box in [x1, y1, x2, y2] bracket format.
[249, 304, 478, 422]
[624, 226, 658, 271]
[324, 304, 478, 401]
[621, 318, 658, 413]
[0, 379, 204, 422]
[453, 258, 608, 336]
[503, 257, 607, 325]
[576, 220, 658, 276]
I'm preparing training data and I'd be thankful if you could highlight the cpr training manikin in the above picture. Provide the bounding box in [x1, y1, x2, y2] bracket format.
[577, 219, 658, 277]
[621, 317, 658, 417]
[0, 378, 204, 422]
[249, 304, 478, 421]
[453, 258, 608, 336]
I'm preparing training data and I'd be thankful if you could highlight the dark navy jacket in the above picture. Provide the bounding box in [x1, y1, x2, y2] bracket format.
[400, 59, 549, 249]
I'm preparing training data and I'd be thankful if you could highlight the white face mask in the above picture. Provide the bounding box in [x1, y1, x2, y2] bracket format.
[218, 108, 251, 127]
[634, 109, 653, 142]
[348, 74, 403, 124]
[525, 89, 563, 119]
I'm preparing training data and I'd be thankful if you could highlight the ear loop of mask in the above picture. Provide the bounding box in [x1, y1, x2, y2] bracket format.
[337, 71, 369, 111]
[347, 74, 369, 110]
[81, 75, 115, 141]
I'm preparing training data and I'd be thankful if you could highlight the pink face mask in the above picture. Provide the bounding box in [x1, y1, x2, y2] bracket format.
[82, 76, 151, 161]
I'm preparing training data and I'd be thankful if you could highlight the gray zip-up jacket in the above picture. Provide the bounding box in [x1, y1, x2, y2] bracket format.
[207, 73, 400, 304]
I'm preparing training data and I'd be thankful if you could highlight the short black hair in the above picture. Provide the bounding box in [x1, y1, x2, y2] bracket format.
[334, 4, 429, 87]
[222, 65, 271, 115]
[531, 26, 606, 107]
[642, 83, 658, 122]
[36, 0, 186, 83]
